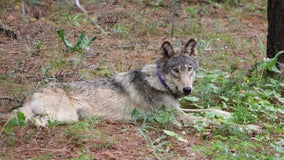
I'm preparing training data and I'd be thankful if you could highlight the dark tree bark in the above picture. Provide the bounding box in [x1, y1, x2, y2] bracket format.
[267, 0, 284, 64]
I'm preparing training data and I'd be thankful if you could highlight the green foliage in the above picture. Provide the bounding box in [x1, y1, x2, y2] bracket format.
[258, 51, 284, 73]
[194, 134, 284, 159]
[57, 29, 97, 53]
[131, 106, 181, 129]
[93, 67, 112, 77]
[0, 111, 26, 136]
[68, 154, 94, 160]
[133, 106, 186, 156]
[6, 111, 26, 128]
[65, 118, 99, 136]
[163, 130, 188, 143]
[185, 7, 197, 17]
[193, 65, 284, 124]
[46, 119, 62, 130]
[65, 117, 100, 146]
[111, 24, 130, 37]
[206, 0, 240, 7]
[32, 40, 42, 51]
[30, 154, 53, 160]
[188, 44, 284, 158]
[225, 0, 240, 7]
[68, 14, 82, 27]
[192, 118, 209, 133]
[41, 64, 50, 79]
[26, 0, 41, 6]
[249, 40, 284, 74]
[180, 96, 200, 102]
[137, 127, 169, 154]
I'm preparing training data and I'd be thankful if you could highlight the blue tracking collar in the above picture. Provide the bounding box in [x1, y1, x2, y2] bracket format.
[156, 68, 170, 90]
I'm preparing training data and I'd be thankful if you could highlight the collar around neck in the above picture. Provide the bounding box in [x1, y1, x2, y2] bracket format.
[156, 68, 170, 90]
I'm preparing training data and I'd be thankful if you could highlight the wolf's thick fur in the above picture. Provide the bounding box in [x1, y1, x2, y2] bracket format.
[0, 39, 199, 126]
[0, 39, 262, 134]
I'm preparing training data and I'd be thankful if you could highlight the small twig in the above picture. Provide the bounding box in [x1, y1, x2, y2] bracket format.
[170, 0, 178, 37]
[0, 120, 9, 136]
[75, 0, 106, 34]
[0, 96, 13, 100]
[182, 108, 232, 118]
[21, 0, 28, 40]
[0, 113, 14, 136]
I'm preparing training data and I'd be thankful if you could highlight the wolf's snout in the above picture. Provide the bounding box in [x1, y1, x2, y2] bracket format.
[183, 87, 192, 95]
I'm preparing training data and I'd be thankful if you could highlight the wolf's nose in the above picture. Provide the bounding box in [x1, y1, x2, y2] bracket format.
[183, 87, 192, 95]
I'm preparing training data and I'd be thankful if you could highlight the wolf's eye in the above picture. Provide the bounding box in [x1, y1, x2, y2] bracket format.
[187, 66, 192, 71]
[172, 68, 179, 74]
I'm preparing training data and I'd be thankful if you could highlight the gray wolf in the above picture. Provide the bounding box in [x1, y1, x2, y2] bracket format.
[0, 39, 262, 134]
[1, 39, 200, 127]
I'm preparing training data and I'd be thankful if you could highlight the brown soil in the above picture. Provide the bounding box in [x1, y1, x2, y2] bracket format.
[0, 0, 267, 159]
[1, 120, 207, 159]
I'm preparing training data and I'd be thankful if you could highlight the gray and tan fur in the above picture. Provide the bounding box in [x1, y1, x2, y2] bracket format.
[0, 39, 198, 126]
[0, 39, 262, 134]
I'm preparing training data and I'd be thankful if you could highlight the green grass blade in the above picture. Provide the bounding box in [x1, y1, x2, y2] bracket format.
[57, 29, 74, 49]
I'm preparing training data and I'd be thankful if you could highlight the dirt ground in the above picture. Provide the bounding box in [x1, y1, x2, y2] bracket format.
[0, 0, 267, 159]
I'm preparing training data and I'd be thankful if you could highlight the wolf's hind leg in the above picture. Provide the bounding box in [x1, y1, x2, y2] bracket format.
[31, 111, 80, 128]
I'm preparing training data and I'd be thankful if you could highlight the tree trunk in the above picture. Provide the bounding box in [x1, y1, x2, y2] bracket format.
[267, 0, 284, 64]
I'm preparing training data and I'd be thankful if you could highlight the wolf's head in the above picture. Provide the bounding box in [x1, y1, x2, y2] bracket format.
[156, 39, 198, 97]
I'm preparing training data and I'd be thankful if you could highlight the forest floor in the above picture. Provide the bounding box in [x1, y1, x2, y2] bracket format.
[0, 0, 274, 159]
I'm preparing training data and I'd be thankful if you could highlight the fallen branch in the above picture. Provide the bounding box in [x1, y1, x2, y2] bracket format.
[180, 108, 262, 135]
[0, 96, 13, 100]
[182, 108, 232, 119]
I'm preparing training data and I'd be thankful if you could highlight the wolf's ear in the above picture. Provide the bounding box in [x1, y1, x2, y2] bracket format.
[160, 41, 174, 59]
[184, 39, 197, 56]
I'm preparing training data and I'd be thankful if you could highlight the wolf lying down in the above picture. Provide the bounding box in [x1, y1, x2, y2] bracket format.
[0, 39, 261, 134]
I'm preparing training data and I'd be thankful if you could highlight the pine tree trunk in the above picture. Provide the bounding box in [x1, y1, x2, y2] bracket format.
[267, 0, 284, 64]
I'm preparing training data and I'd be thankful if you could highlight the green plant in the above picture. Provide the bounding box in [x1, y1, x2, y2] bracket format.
[132, 106, 181, 129]
[194, 134, 272, 159]
[185, 7, 197, 17]
[46, 119, 62, 131]
[226, 0, 240, 7]
[249, 38, 284, 76]
[30, 154, 53, 160]
[57, 29, 97, 53]
[186, 37, 284, 157]
[4, 111, 25, 129]
[136, 127, 171, 155]
[258, 51, 284, 73]
[27, 0, 41, 6]
[193, 65, 284, 123]
[68, 154, 94, 160]
[93, 67, 112, 77]
[132, 106, 187, 156]
[41, 64, 57, 82]
[32, 40, 42, 50]
[111, 24, 129, 37]
[50, 58, 66, 70]
[163, 130, 188, 143]
[68, 14, 81, 27]
[41, 64, 50, 79]
[207, 0, 240, 7]
[0, 111, 26, 136]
